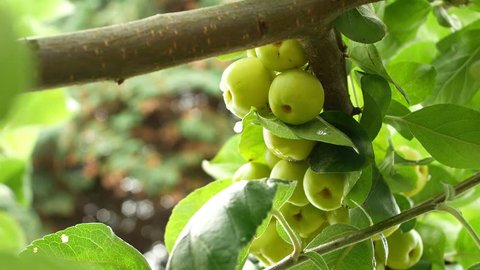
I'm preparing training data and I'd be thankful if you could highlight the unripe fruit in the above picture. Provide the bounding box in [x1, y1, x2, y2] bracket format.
[255, 39, 308, 72]
[270, 160, 309, 206]
[395, 146, 429, 197]
[384, 229, 423, 269]
[220, 58, 272, 118]
[246, 49, 257, 58]
[269, 70, 325, 125]
[232, 162, 271, 182]
[325, 207, 350, 225]
[280, 203, 326, 238]
[371, 225, 400, 241]
[265, 149, 281, 169]
[263, 129, 316, 162]
[303, 169, 347, 211]
[250, 221, 292, 265]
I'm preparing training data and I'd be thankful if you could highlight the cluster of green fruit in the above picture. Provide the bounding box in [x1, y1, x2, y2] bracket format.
[219, 39, 425, 269]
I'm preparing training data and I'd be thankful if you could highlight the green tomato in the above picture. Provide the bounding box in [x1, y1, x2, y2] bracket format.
[265, 149, 281, 169]
[385, 229, 423, 269]
[263, 129, 316, 161]
[232, 162, 271, 182]
[303, 169, 347, 211]
[268, 70, 325, 125]
[0, 211, 25, 253]
[220, 57, 272, 118]
[270, 160, 309, 206]
[395, 146, 429, 197]
[325, 206, 350, 225]
[280, 203, 326, 238]
[255, 39, 308, 72]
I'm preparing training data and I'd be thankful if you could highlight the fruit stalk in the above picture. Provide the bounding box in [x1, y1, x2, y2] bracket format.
[24, 0, 380, 90]
[266, 172, 480, 270]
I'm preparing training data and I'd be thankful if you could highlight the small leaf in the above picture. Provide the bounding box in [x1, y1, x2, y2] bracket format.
[335, 5, 386, 44]
[346, 165, 373, 208]
[384, 100, 413, 140]
[202, 135, 245, 179]
[167, 180, 277, 270]
[20, 223, 150, 270]
[302, 252, 329, 270]
[0, 211, 25, 253]
[433, 6, 461, 29]
[394, 104, 480, 168]
[349, 42, 408, 102]
[240, 111, 266, 161]
[394, 194, 416, 232]
[164, 179, 232, 253]
[0, 158, 29, 206]
[309, 111, 374, 173]
[306, 224, 374, 270]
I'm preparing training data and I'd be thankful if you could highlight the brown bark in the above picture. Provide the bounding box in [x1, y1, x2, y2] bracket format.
[25, 0, 377, 90]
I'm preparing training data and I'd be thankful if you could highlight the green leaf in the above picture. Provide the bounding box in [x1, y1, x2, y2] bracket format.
[164, 179, 232, 253]
[394, 194, 416, 232]
[0, 9, 31, 121]
[346, 165, 373, 208]
[360, 75, 391, 140]
[256, 112, 354, 147]
[389, 41, 437, 65]
[216, 51, 246, 62]
[309, 111, 374, 173]
[0, 253, 86, 270]
[388, 62, 436, 105]
[0, 158, 30, 206]
[306, 224, 373, 270]
[391, 104, 480, 168]
[167, 180, 277, 270]
[384, 100, 413, 140]
[20, 223, 150, 270]
[240, 111, 266, 161]
[202, 135, 245, 179]
[430, 29, 480, 105]
[0, 211, 26, 253]
[455, 216, 480, 268]
[362, 167, 400, 224]
[383, 0, 431, 43]
[335, 5, 386, 44]
[300, 252, 329, 270]
[349, 42, 408, 102]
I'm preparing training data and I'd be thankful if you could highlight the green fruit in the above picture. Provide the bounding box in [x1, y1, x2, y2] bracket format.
[303, 169, 347, 211]
[250, 221, 292, 265]
[395, 146, 429, 197]
[325, 207, 350, 225]
[255, 39, 308, 71]
[250, 221, 278, 253]
[269, 70, 325, 125]
[220, 57, 272, 118]
[280, 203, 326, 238]
[263, 129, 316, 161]
[265, 149, 281, 169]
[270, 160, 309, 206]
[246, 49, 257, 58]
[371, 225, 400, 241]
[385, 229, 423, 269]
[232, 162, 271, 182]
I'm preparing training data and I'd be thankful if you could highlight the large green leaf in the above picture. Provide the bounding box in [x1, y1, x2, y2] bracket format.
[0, 9, 31, 121]
[335, 5, 386, 44]
[309, 111, 374, 173]
[360, 75, 391, 140]
[167, 180, 277, 270]
[383, 0, 431, 43]
[455, 216, 480, 268]
[388, 62, 436, 105]
[164, 179, 232, 253]
[0, 253, 86, 270]
[202, 135, 245, 179]
[20, 223, 150, 270]
[0, 211, 26, 253]
[389, 104, 480, 168]
[384, 100, 413, 140]
[346, 165, 373, 208]
[306, 224, 373, 270]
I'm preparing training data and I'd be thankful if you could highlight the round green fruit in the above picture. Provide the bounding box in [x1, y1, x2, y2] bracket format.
[255, 39, 308, 72]
[220, 57, 272, 118]
[280, 203, 326, 238]
[250, 221, 292, 265]
[395, 146, 429, 197]
[269, 70, 325, 125]
[232, 162, 271, 182]
[303, 169, 347, 211]
[385, 229, 423, 269]
[270, 160, 309, 206]
[265, 149, 281, 169]
[263, 129, 316, 161]
[325, 207, 350, 225]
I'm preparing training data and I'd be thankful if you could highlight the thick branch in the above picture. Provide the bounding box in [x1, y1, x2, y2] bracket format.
[267, 172, 480, 270]
[26, 0, 376, 89]
[303, 29, 354, 115]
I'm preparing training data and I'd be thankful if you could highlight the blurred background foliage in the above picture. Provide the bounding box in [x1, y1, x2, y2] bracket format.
[0, 0, 235, 268]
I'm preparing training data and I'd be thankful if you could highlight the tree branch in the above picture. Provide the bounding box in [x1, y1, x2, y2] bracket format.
[26, 0, 377, 90]
[266, 172, 480, 270]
